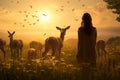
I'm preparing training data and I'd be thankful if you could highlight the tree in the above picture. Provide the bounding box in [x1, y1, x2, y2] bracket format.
[104, 0, 120, 22]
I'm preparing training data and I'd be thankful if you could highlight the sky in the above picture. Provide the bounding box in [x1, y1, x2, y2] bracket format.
[0, 0, 120, 43]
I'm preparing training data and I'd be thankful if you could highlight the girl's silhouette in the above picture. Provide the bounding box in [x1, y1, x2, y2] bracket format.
[77, 13, 97, 67]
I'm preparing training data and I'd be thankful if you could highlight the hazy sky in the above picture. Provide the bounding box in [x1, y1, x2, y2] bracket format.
[0, 0, 120, 42]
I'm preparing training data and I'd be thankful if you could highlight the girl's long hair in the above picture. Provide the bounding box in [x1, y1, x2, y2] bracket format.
[82, 13, 93, 35]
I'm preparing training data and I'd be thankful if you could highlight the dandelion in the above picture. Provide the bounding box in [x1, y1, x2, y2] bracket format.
[61, 52, 65, 55]
[6, 63, 11, 69]
[61, 62, 66, 67]
[26, 70, 30, 73]
[35, 59, 40, 63]
[60, 58, 65, 62]
[16, 67, 20, 70]
[48, 67, 53, 70]
[8, 59, 13, 62]
[52, 56, 56, 60]
[68, 53, 72, 57]
[38, 63, 42, 67]
[46, 52, 51, 56]
[31, 59, 36, 62]
[67, 64, 74, 68]
[27, 63, 31, 66]
[41, 69, 45, 72]
[33, 70, 37, 73]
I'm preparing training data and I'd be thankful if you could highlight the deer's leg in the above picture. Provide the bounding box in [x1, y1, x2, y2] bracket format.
[20, 48, 22, 58]
[58, 48, 61, 58]
[52, 47, 55, 56]
[42, 46, 50, 57]
[97, 48, 102, 64]
[1, 47, 6, 59]
[103, 48, 107, 61]
[10, 48, 13, 59]
[96, 47, 100, 57]
[103, 48, 107, 54]
[55, 48, 61, 60]
[17, 48, 19, 58]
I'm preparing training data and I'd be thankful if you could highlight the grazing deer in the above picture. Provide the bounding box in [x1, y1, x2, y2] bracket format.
[28, 48, 37, 60]
[96, 40, 107, 56]
[30, 41, 43, 54]
[0, 39, 6, 59]
[96, 40, 107, 63]
[42, 26, 70, 59]
[8, 31, 23, 58]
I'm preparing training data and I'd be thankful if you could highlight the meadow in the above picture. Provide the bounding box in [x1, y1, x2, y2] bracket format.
[0, 37, 120, 80]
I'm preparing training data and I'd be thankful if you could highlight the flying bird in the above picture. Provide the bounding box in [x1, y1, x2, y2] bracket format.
[82, 4, 85, 7]
[75, 19, 79, 21]
[60, 9, 64, 11]
[17, 1, 19, 4]
[43, 14, 47, 16]
[67, 1, 70, 4]
[30, 5, 33, 8]
[22, 25, 25, 27]
[37, 19, 39, 22]
[43, 33, 46, 36]
[61, 6, 64, 8]
[26, 15, 28, 18]
[72, 8, 75, 11]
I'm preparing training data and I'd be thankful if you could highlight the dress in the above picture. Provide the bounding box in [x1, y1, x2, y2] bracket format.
[77, 26, 97, 66]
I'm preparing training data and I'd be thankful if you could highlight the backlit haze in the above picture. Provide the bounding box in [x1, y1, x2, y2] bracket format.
[0, 0, 120, 43]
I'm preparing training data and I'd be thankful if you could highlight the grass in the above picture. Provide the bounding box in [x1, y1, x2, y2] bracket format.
[0, 43, 120, 80]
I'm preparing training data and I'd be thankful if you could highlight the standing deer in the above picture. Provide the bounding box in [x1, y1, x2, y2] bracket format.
[42, 26, 70, 59]
[96, 40, 107, 63]
[8, 31, 23, 58]
[0, 38, 6, 59]
[96, 40, 107, 56]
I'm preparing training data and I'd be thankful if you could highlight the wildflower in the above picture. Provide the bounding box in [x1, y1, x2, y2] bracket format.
[20, 58, 26, 61]
[60, 58, 65, 62]
[16, 67, 20, 70]
[6, 63, 11, 69]
[35, 59, 40, 63]
[41, 69, 45, 72]
[61, 52, 65, 55]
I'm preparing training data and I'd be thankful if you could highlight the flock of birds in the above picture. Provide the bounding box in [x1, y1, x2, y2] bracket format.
[1, 0, 85, 28]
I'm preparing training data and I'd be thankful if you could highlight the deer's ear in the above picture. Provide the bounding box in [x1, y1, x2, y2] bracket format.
[56, 26, 61, 30]
[65, 26, 70, 30]
[8, 31, 10, 34]
[12, 31, 15, 35]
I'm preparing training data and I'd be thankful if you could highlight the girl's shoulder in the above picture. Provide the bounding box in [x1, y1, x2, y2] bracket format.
[78, 26, 84, 31]
[92, 27, 97, 32]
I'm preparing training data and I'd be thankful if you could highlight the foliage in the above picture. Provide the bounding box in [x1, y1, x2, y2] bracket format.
[106, 36, 120, 51]
[104, 0, 120, 22]
[107, 36, 120, 44]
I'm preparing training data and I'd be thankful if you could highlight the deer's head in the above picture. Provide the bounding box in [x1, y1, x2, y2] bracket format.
[8, 31, 15, 40]
[56, 26, 70, 41]
[56, 26, 70, 36]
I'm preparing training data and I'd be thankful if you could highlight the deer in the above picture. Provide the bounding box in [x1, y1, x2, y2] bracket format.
[42, 26, 70, 59]
[29, 41, 43, 54]
[96, 40, 107, 63]
[28, 48, 37, 60]
[8, 31, 23, 58]
[0, 38, 6, 59]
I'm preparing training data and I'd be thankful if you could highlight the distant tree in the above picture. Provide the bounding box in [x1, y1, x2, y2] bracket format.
[104, 0, 120, 22]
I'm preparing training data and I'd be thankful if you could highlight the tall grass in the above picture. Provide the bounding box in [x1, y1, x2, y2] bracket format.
[0, 43, 120, 80]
